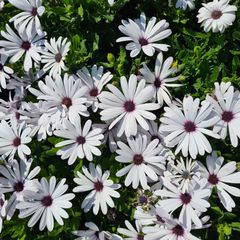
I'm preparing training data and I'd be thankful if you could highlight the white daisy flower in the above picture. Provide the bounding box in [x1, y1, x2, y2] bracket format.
[41, 37, 71, 78]
[116, 12, 172, 57]
[54, 119, 104, 164]
[0, 54, 14, 90]
[17, 176, 75, 231]
[0, 0, 4, 10]
[29, 74, 89, 125]
[118, 220, 144, 240]
[143, 214, 200, 240]
[139, 52, 181, 106]
[206, 83, 240, 147]
[155, 178, 211, 229]
[0, 24, 46, 71]
[0, 158, 40, 220]
[108, 0, 115, 6]
[197, 0, 237, 33]
[116, 134, 166, 189]
[9, 0, 45, 37]
[73, 163, 121, 215]
[0, 193, 8, 232]
[176, 0, 195, 10]
[197, 151, 240, 212]
[167, 157, 201, 192]
[160, 96, 220, 159]
[99, 74, 159, 137]
[76, 65, 113, 112]
[73, 222, 106, 240]
[0, 120, 32, 160]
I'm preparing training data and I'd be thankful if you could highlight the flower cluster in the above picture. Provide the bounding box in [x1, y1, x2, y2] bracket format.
[0, 0, 239, 239]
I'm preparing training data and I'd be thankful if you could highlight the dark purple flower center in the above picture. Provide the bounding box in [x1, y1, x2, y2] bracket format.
[31, 7, 38, 16]
[0, 64, 3, 71]
[41, 195, 53, 207]
[94, 180, 104, 192]
[154, 77, 161, 88]
[62, 97, 72, 108]
[13, 181, 24, 192]
[21, 41, 31, 51]
[0, 198, 4, 207]
[139, 196, 148, 204]
[208, 174, 219, 185]
[222, 111, 234, 123]
[89, 88, 99, 97]
[180, 193, 192, 204]
[133, 154, 144, 165]
[211, 10, 222, 20]
[184, 121, 196, 133]
[55, 53, 62, 63]
[137, 235, 144, 240]
[15, 112, 21, 120]
[124, 100, 135, 112]
[76, 136, 86, 145]
[12, 137, 21, 147]
[139, 38, 148, 46]
[172, 224, 184, 236]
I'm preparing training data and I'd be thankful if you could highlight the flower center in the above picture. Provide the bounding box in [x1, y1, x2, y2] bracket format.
[0, 198, 4, 207]
[0, 64, 3, 71]
[172, 224, 184, 236]
[211, 10, 222, 20]
[31, 7, 38, 16]
[184, 121, 196, 133]
[222, 111, 234, 123]
[21, 41, 31, 51]
[15, 112, 21, 120]
[89, 87, 99, 97]
[208, 174, 219, 185]
[182, 171, 191, 179]
[62, 97, 72, 108]
[12, 137, 21, 147]
[180, 193, 192, 204]
[137, 235, 144, 240]
[41, 195, 53, 207]
[133, 154, 144, 165]
[55, 53, 62, 63]
[13, 181, 24, 192]
[124, 100, 135, 112]
[139, 37, 148, 46]
[76, 136, 86, 145]
[94, 180, 104, 192]
[154, 77, 161, 88]
[139, 196, 148, 204]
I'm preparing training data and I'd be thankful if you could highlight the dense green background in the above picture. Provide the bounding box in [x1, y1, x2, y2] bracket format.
[1, 0, 240, 239]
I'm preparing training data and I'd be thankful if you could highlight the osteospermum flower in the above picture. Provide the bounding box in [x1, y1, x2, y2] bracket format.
[176, 0, 195, 10]
[17, 176, 75, 231]
[76, 65, 113, 112]
[0, 120, 32, 160]
[54, 119, 104, 164]
[0, 24, 45, 71]
[116, 12, 172, 57]
[0, 54, 14, 90]
[197, 151, 240, 212]
[0, 159, 40, 220]
[139, 52, 181, 106]
[155, 179, 211, 229]
[41, 37, 71, 78]
[0, 0, 4, 10]
[117, 220, 144, 240]
[29, 74, 89, 125]
[160, 96, 220, 159]
[0, 194, 8, 232]
[99, 74, 159, 137]
[73, 163, 121, 215]
[116, 134, 166, 189]
[197, 0, 237, 33]
[206, 83, 240, 147]
[9, 0, 45, 37]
